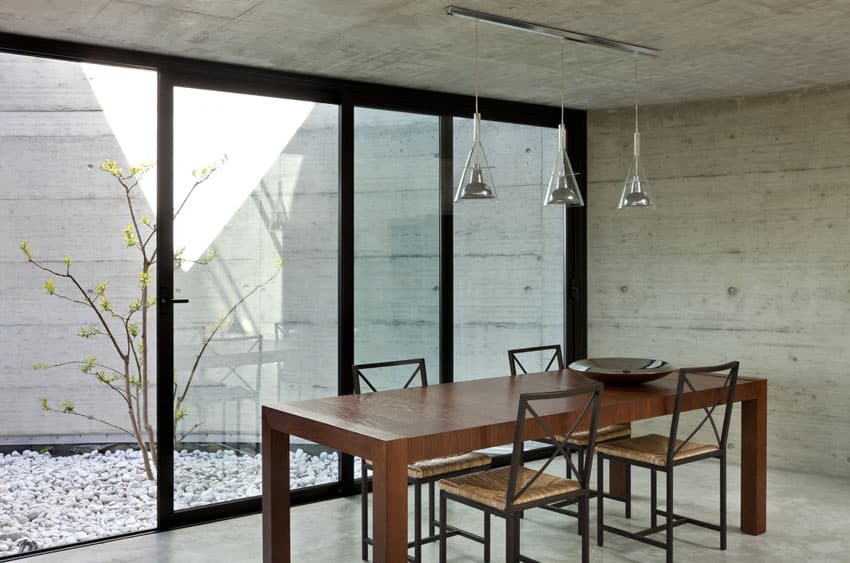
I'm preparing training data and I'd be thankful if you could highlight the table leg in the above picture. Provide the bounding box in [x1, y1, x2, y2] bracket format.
[371, 440, 409, 563]
[608, 460, 629, 499]
[263, 412, 291, 562]
[740, 380, 767, 535]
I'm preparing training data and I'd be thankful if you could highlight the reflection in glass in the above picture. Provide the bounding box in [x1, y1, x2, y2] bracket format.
[173, 88, 339, 508]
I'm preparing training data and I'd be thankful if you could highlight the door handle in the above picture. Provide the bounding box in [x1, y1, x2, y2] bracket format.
[160, 296, 190, 305]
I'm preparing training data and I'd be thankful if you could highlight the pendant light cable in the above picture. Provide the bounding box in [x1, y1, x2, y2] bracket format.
[544, 37, 583, 207]
[560, 38, 565, 126]
[634, 52, 639, 135]
[474, 19, 479, 115]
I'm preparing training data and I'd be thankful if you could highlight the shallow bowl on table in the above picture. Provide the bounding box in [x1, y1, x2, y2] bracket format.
[568, 357, 675, 385]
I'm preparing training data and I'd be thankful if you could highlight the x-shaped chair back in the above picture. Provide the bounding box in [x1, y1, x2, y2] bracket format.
[508, 344, 564, 376]
[668, 361, 740, 465]
[505, 383, 602, 509]
[352, 358, 427, 394]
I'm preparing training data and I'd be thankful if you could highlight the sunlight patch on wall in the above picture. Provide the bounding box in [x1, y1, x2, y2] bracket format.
[82, 64, 314, 271]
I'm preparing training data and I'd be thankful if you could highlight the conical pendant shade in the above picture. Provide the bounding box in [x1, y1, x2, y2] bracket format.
[545, 124, 583, 207]
[455, 112, 496, 201]
[618, 132, 654, 208]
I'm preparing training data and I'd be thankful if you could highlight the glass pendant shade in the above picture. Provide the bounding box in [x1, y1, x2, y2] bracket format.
[618, 132, 654, 208]
[545, 124, 583, 207]
[455, 111, 496, 201]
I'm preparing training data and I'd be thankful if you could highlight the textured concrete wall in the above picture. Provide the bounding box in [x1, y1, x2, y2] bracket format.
[353, 109, 440, 374]
[454, 119, 565, 380]
[0, 54, 569, 448]
[0, 54, 157, 444]
[588, 85, 850, 478]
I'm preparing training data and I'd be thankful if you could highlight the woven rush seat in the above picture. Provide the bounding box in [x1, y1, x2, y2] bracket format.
[565, 423, 631, 446]
[439, 465, 581, 512]
[365, 452, 492, 479]
[408, 452, 492, 479]
[596, 433, 718, 467]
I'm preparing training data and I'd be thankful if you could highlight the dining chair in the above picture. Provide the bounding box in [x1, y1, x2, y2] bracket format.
[438, 382, 602, 563]
[596, 361, 740, 563]
[352, 358, 492, 562]
[508, 344, 633, 517]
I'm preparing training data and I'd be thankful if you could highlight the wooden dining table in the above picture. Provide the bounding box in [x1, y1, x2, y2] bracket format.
[262, 370, 767, 562]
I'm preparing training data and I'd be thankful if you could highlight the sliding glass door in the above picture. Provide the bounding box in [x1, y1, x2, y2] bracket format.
[171, 87, 339, 509]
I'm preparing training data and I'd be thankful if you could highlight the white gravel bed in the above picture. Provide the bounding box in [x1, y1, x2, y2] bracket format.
[0, 447, 339, 558]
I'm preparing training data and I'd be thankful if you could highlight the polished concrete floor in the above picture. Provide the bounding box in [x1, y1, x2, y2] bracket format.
[25, 461, 850, 562]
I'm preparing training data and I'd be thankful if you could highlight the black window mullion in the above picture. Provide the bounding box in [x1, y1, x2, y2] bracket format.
[439, 116, 455, 384]
[337, 97, 356, 494]
[564, 112, 588, 363]
[155, 71, 176, 529]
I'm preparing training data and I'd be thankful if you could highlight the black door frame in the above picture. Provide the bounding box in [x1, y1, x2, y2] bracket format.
[0, 30, 587, 543]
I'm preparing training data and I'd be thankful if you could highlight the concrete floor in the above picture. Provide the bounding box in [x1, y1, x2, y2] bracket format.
[24, 461, 850, 562]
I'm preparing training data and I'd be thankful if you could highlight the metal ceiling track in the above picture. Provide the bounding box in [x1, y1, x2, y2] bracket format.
[446, 6, 659, 57]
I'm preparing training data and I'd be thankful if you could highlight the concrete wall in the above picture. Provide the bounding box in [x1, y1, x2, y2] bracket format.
[454, 118, 565, 380]
[0, 54, 156, 444]
[588, 85, 850, 478]
[0, 54, 565, 445]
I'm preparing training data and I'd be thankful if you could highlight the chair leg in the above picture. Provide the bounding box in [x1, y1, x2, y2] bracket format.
[566, 451, 572, 478]
[721, 455, 727, 550]
[429, 481, 436, 538]
[361, 460, 369, 561]
[596, 453, 604, 547]
[506, 514, 520, 563]
[439, 491, 447, 563]
[651, 469, 657, 529]
[515, 512, 521, 559]
[625, 462, 632, 519]
[484, 511, 491, 562]
[666, 469, 674, 563]
[581, 496, 590, 563]
[414, 481, 422, 562]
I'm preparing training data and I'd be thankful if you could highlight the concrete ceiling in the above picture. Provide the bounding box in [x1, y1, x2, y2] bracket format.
[3, 0, 850, 110]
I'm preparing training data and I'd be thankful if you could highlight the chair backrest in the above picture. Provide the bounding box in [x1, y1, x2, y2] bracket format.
[505, 382, 602, 510]
[668, 361, 740, 464]
[507, 344, 564, 376]
[351, 358, 427, 394]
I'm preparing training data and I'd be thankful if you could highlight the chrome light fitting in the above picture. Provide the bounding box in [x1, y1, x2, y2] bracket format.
[545, 39, 583, 207]
[447, 6, 659, 207]
[618, 53, 654, 209]
[455, 18, 496, 201]
[446, 6, 659, 56]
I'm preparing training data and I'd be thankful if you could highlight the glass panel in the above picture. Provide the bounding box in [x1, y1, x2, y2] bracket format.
[353, 108, 439, 480]
[353, 108, 439, 374]
[172, 88, 339, 508]
[453, 117, 564, 381]
[0, 54, 157, 557]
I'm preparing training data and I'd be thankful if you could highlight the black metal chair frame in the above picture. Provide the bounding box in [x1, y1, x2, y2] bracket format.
[596, 361, 740, 563]
[507, 344, 564, 376]
[508, 344, 631, 519]
[439, 383, 602, 563]
[352, 358, 489, 562]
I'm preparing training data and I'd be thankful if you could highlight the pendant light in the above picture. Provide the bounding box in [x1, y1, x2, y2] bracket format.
[544, 39, 583, 207]
[618, 53, 654, 208]
[455, 19, 496, 201]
